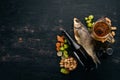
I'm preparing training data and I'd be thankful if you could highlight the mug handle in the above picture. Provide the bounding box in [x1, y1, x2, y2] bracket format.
[106, 33, 115, 43]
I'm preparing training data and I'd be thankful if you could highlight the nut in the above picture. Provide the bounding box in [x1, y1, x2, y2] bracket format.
[59, 57, 77, 71]
[111, 31, 115, 36]
[111, 27, 117, 30]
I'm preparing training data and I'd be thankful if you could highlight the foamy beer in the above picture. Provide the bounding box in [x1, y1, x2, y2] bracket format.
[91, 17, 115, 43]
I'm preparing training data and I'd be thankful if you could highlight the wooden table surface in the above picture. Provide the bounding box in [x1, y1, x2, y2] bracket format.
[0, 0, 120, 80]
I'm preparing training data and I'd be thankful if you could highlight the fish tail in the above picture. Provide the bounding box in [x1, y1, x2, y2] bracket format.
[93, 56, 101, 68]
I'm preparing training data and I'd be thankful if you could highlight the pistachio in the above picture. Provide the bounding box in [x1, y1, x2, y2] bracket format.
[59, 57, 77, 71]
[111, 31, 115, 36]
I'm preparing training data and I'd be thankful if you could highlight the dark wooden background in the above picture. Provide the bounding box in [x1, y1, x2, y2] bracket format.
[0, 0, 120, 80]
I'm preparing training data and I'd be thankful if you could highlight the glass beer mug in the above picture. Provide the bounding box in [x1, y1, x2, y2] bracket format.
[91, 17, 115, 43]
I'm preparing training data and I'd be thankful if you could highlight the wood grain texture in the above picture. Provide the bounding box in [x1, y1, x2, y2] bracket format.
[0, 0, 120, 80]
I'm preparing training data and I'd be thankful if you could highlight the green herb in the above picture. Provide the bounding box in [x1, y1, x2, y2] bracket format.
[85, 17, 88, 21]
[87, 23, 93, 27]
[84, 15, 95, 30]
[63, 50, 69, 58]
[64, 39, 68, 43]
[64, 44, 69, 49]
[86, 19, 92, 23]
[88, 15, 94, 20]
[60, 46, 65, 51]
[60, 68, 69, 74]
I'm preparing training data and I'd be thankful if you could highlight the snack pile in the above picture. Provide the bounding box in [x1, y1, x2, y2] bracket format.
[56, 35, 77, 74]
[55, 15, 117, 74]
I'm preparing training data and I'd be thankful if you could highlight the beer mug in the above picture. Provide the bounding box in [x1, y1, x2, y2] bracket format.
[91, 17, 115, 43]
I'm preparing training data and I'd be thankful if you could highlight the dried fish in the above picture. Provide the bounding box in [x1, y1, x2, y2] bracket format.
[73, 18, 100, 67]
